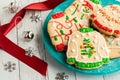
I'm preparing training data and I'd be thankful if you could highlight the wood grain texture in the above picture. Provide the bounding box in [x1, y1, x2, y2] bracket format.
[0, 0, 120, 80]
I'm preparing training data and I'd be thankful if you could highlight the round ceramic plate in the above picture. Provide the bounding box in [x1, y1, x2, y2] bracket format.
[42, 0, 120, 75]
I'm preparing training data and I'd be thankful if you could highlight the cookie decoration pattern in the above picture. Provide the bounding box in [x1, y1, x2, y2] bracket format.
[91, 4, 120, 37]
[66, 28, 110, 69]
[47, 0, 100, 51]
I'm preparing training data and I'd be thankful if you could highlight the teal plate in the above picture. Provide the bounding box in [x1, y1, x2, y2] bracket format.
[42, 0, 120, 75]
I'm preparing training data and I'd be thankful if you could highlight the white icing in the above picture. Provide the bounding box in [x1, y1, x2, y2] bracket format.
[75, 34, 79, 38]
[109, 24, 113, 27]
[112, 11, 116, 15]
[97, 31, 110, 57]
[97, 5, 102, 8]
[94, 36, 97, 39]
[103, 44, 109, 57]
[96, 12, 99, 15]
[85, 37, 88, 40]
[52, 22, 56, 27]
[69, 7, 74, 11]
[103, 19, 107, 23]
[117, 42, 120, 46]
[87, 33, 91, 36]
[79, 0, 84, 2]
[97, 41, 102, 57]
[105, 8, 108, 11]
[67, 37, 78, 58]
[72, 39, 76, 42]
[94, 56, 99, 60]
[81, 33, 84, 37]
[101, 47, 104, 50]
[108, 46, 120, 48]
[66, 23, 71, 27]
[71, 49, 76, 53]
[81, 55, 86, 59]
[93, 40, 97, 44]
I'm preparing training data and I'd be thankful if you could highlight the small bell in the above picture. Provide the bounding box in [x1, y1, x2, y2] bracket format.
[8, 2, 18, 13]
[23, 31, 34, 41]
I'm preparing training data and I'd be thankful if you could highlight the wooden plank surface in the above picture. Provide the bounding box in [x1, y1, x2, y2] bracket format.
[0, 0, 120, 80]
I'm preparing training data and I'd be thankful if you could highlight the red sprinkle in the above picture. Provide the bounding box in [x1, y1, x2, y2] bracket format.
[90, 14, 96, 19]
[79, 24, 83, 28]
[55, 43, 66, 51]
[69, 29, 72, 34]
[52, 12, 64, 19]
[93, 20, 112, 33]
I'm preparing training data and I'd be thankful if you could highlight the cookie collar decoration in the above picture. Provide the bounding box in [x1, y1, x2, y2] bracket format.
[79, 28, 94, 33]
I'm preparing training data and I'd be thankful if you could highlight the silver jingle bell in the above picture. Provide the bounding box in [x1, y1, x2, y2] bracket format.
[23, 31, 34, 41]
[9, 2, 18, 13]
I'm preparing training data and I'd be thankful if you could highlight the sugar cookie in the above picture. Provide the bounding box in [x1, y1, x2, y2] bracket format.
[66, 28, 110, 69]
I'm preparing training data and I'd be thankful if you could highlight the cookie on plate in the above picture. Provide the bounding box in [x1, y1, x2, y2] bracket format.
[66, 28, 110, 69]
[47, 0, 100, 51]
[47, 12, 86, 51]
[91, 4, 120, 37]
[103, 34, 120, 58]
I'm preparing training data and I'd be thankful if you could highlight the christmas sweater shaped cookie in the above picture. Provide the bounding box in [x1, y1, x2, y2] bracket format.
[47, 0, 100, 51]
[91, 4, 120, 37]
[66, 28, 110, 69]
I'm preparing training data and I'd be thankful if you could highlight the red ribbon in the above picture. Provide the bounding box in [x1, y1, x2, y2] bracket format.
[0, 0, 65, 76]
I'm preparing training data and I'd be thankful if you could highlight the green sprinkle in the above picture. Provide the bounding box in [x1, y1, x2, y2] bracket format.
[80, 14, 84, 20]
[66, 15, 69, 20]
[73, 18, 78, 23]
[54, 36, 58, 41]
[90, 0, 100, 4]
[60, 30, 64, 34]
[88, 53, 92, 58]
[81, 49, 86, 53]
[83, 38, 90, 43]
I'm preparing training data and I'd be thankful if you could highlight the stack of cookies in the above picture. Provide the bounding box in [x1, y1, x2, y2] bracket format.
[47, 0, 120, 69]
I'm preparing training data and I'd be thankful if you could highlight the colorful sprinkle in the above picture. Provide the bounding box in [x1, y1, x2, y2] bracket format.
[80, 14, 84, 20]
[66, 15, 69, 20]
[60, 30, 64, 34]
[81, 38, 96, 58]
[54, 36, 58, 41]
[73, 18, 78, 23]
